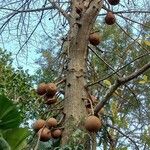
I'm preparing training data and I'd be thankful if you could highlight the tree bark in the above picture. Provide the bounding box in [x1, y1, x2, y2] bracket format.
[61, 0, 103, 149]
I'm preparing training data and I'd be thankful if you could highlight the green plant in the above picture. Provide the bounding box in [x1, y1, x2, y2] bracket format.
[0, 95, 30, 150]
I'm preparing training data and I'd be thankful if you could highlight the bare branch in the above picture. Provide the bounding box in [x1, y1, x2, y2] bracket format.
[106, 124, 139, 150]
[48, 0, 70, 20]
[0, 6, 54, 14]
[94, 62, 150, 114]
[118, 62, 150, 84]
[88, 52, 150, 87]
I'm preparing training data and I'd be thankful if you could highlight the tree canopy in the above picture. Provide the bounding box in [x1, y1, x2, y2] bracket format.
[0, 0, 150, 150]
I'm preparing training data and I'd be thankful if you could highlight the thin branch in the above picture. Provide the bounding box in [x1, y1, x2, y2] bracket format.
[48, 0, 70, 20]
[106, 124, 139, 150]
[87, 52, 150, 87]
[118, 62, 150, 84]
[0, 6, 54, 14]
[94, 62, 150, 114]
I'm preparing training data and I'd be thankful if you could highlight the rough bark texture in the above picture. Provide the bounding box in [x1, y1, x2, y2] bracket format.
[61, 0, 103, 149]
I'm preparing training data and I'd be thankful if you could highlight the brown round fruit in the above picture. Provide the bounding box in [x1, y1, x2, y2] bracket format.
[85, 115, 102, 132]
[37, 127, 51, 142]
[108, 0, 120, 5]
[89, 33, 101, 46]
[105, 12, 116, 25]
[32, 119, 46, 131]
[47, 118, 57, 128]
[46, 83, 57, 97]
[51, 129, 62, 139]
[36, 83, 47, 95]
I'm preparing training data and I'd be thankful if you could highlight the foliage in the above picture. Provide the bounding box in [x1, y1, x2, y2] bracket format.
[0, 95, 30, 150]
[0, 0, 150, 149]
[0, 48, 42, 125]
[34, 23, 150, 149]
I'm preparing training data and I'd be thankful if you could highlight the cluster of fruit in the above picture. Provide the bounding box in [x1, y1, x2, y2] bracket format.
[33, 118, 62, 141]
[36, 82, 57, 105]
[32, 82, 62, 142]
[105, 0, 120, 25]
[77, 0, 120, 47]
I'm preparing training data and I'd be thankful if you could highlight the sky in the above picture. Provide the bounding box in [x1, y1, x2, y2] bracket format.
[0, 0, 66, 75]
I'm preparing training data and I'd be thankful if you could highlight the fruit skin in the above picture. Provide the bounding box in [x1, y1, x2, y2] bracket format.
[47, 118, 57, 128]
[36, 83, 47, 95]
[46, 83, 57, 97]
[105, 12, 116, 25]
[51, 129, 62, 139]
[85, 115, 102, 132]
[33, 119, 46, 132]
[108, 0, 120, 5]
[37, 127, 51, 142]
[89, 33, 101, 46]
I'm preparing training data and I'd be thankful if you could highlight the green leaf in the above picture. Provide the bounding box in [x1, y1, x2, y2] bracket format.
[2, 128, 30, 150]
[143, 75, 148, 82]
[144, 40, 150, 46]
[0, 137, 11, 150]
[139, 80, 146, 84]
[0, 95, 22, 129]
[103, 80, 111, 87]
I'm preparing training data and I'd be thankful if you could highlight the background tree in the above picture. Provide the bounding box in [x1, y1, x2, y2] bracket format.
[0, 48, 42, 125]
[0, 0, 150, 150]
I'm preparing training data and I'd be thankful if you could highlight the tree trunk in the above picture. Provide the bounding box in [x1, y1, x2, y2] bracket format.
[61, 0, 103, 149]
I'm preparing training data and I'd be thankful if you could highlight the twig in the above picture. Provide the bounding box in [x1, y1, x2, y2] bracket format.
[87, 52, 150, 87]
[48, 0, 70, 20]
[106, 124, 139, 150]
[56, 78, 66, 86]
[57, 112, 66, 125]
[34, 125, 45, 150]
[94, 62, 150, 114]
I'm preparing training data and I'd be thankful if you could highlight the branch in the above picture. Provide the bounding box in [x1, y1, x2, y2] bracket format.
[106, 124, 139, 150]
[0, 6, 54, 14]
[48, 0, 70, 20]
[118, 62, 150, 84]
[88, 52, 150, 87]
[94, 62, 150, 114]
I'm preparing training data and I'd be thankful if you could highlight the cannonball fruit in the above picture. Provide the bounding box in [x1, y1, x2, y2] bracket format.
[105, 12, 116, 25]
[89, 33, 101, 46]
[37, 127, 51, 142]
[47, 118, 57, 128]
[51, 129, 62, 139]
[33, 119, 46, 132]
[46, 83, 57, 97]
[36, 83, 47, 95]
[108, 0, 120, 5]
[85, 115, 102, 132]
